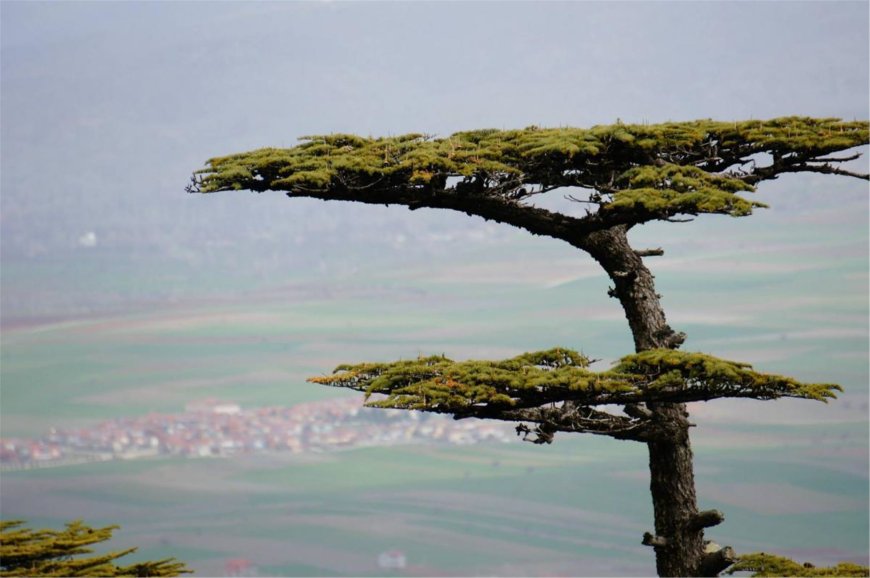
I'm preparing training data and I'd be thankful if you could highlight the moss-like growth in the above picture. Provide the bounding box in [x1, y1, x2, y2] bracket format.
[605, 163, 763, 217]
[308, 348, 841, 414]
[726, 552, 869, 577]
[614, 349, 841, 402]
[309, 348, 612, 412]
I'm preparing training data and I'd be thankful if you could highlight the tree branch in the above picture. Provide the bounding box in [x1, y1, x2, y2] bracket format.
[285, 186, 614, 250]
[812, 152, 862, 163]
[745, 161, 869, 183]
[634, 248, 665, 257]
[469, 403, 655, 442]
[796, 163, 869, 180]
[699, 545, 736, 577]
[688, 509, 725, 531]
[642, 532, 669, 548]
[736, 149, 869, 184]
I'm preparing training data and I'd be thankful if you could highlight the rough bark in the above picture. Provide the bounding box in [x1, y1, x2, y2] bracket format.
[583, 226, 711, 577]
[646, 408, 706, 576]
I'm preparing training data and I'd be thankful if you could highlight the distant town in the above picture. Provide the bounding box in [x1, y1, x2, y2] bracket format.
[0, 397, 516, 470]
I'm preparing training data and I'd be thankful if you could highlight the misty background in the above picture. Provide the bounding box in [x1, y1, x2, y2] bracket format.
[1, 2, 868, 576]
[3, 1, 868, 320]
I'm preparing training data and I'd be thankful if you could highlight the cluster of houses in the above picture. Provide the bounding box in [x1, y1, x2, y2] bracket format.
[0, 397, 515, 469]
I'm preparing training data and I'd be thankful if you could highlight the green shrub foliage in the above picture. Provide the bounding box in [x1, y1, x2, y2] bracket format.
[0, 520, 191, 577]
[726, 552, 869, 577]
[191, 117, 868, 224]
[309, 348, 841, 415]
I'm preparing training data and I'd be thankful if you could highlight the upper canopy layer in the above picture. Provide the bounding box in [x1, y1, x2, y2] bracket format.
[191, 117, 868, 226]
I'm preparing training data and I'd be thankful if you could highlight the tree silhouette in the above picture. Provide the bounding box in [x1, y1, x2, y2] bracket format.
[189, 117, 868, 576]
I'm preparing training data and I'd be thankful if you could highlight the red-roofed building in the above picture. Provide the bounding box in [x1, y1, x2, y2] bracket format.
[225, 558, 257, 576]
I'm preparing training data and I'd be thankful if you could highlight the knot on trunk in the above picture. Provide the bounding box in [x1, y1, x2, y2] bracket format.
[624, 403, 653, 420]
[655, 325, 686, 349]
[642, 532, 668, 548]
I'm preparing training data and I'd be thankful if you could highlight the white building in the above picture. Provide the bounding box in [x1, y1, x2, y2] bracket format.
[184, 398, 241, 415]
[378, 550, 407, 570]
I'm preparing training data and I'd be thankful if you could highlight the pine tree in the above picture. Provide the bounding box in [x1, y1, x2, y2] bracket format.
[0, 520, 191, 577]
[189, 117, 869, 577]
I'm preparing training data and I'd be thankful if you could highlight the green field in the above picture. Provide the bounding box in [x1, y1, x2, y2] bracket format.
[1, 197, 868, 575]
[3, 243, 867, 437]
[2, 435, 866, 576]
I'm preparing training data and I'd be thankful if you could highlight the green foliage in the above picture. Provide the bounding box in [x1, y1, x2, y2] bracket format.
[0, 520, 191, 577]
[308, 348, 841, 413]
[190, 117, 868, 223]
[613, 349, 842, 402]
[605, 163, 763, 217]
[310, 348, 611, 412]
[725, 552, 869, 577]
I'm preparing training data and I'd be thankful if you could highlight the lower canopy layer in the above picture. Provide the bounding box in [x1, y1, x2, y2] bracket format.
[308, 348, 840, 415]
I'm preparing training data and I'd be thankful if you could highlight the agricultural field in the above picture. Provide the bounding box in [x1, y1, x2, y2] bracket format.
[3, 434, 867, 576]
[1, 180, 868, 575]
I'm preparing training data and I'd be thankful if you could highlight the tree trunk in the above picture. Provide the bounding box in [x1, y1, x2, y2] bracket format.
[583, 226, 708, 577]
[646, 406, 706, 577]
